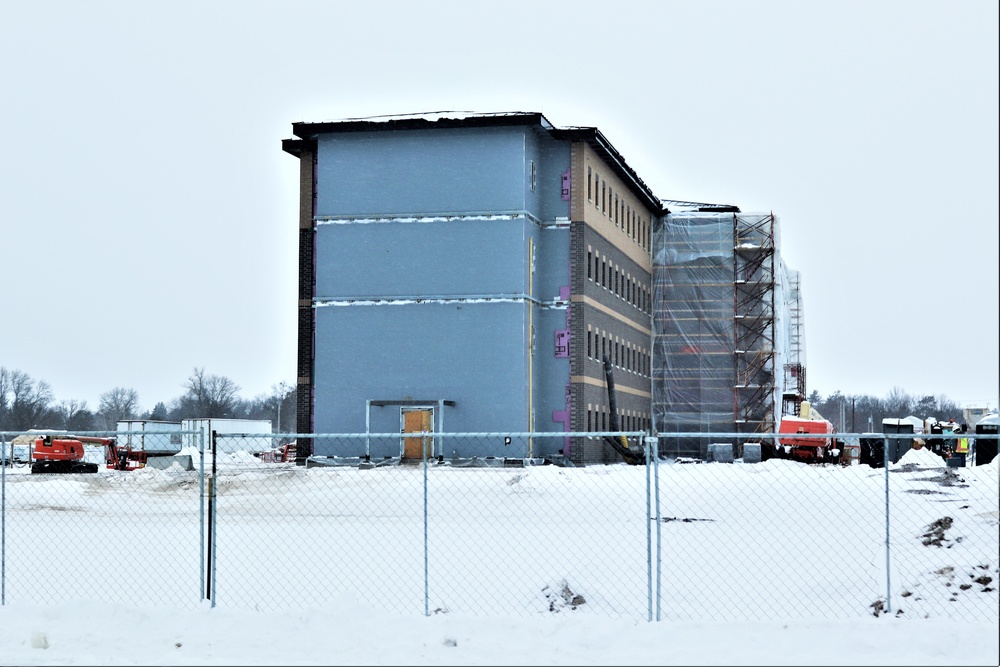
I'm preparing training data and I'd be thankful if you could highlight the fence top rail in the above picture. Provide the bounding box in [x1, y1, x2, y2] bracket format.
[211, 431, 1000, 441]
[1, 430, 203, 437]
[654, 432, 996, 440]
[216, 431, 651, 439]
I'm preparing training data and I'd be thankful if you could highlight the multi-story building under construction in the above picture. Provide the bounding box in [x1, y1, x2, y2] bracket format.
[282, 112, 806, 463]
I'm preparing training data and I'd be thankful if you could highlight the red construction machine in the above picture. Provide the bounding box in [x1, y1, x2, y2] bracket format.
[259, 441, 296, 463]
[31, 435, 147, 474]
[777, 403, 839, 464]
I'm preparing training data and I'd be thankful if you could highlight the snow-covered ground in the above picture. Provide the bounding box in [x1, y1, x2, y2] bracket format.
[0, 445, 996, 665]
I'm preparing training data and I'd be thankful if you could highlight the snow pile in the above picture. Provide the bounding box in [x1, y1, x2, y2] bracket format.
[897, 445, 947, 468]
[173, 446, 267, 471]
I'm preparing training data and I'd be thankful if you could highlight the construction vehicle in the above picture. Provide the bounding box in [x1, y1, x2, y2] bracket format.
[776, 402, 839, 464]
[31, 435, 146, 474]
[259, 441, 296, 463]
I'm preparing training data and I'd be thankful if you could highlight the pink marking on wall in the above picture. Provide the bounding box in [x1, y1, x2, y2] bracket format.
[542, 283, 573, 455]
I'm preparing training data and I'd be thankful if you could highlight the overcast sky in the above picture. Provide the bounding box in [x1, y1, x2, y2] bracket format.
[2, 0, 997, 414]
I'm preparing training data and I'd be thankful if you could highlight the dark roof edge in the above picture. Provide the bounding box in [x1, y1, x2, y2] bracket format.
[291, 112, 550, 138]
[661, 199, 741, 214]
[550, 126, 662, 214]
[285, 112, 663, 212]
[282, 138, 316, 157]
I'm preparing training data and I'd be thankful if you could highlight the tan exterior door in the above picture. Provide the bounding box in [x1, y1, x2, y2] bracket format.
[402, 409, 433, 460]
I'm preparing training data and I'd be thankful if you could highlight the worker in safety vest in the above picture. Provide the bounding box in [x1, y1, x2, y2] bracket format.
[956, 424, 969, 456]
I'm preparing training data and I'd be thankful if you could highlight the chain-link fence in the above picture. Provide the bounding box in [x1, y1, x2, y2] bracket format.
[2, 429, 997, 623]
[657, 436, 999, 621]
[1, 430, 208, 609]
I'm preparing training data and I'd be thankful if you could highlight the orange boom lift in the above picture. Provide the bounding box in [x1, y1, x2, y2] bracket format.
[31, 435, 147, 474]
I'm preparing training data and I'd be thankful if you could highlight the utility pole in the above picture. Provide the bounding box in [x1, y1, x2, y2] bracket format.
[275, 381, 290, 435]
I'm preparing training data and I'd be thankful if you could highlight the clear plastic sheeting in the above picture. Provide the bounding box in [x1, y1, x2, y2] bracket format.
[652, 211, 800, 458]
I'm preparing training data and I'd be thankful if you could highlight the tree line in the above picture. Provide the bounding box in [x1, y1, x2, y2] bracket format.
[1, 365, 968, 436]
[0, 366, 295, 433]
[806, 387, 965, 432]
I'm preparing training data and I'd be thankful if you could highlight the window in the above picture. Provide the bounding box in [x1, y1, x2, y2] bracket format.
[587, 167, 592, 201]
[601, 259, 606, 288]
[614, 194, 618, 225]
[587, 251, 592, 280]
[530, 161, 536, 192]
[601, 182, 606, 214]
[594, 175, 600, 208]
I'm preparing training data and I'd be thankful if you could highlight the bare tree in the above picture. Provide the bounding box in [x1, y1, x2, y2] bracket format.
[180, 368, 240, 418]
[98, 387, 139, 429]
[1, 368, 54, 430]
[884, 386, 912, 417]
[0, 367, 10, 427]
[56, 399, 96, 431]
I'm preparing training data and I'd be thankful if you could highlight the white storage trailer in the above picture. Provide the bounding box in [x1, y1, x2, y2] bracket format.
[116, 420, 182, 456]
[180, 418, 273, 454]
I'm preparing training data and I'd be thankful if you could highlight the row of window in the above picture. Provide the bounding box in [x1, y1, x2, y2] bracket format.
[587, 406, 650, 434]
[587, 328, 650, 378]
[586, 166, 649, 250]
[587, 248, 650, 314]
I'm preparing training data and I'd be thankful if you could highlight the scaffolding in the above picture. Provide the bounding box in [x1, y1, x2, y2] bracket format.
[732, 213, 777, 438]
[652, 210, 792, 458]
[782, 270, 806, 417]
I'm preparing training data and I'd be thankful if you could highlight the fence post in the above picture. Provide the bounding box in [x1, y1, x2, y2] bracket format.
[423, 430, 429, 617]
[883, 434, 892, 613]
[199, 428, 206, 606]
[652, 437, 662, 622]
[1, 434, 6, 606]
[645, 436, 652, 622]
[207, 429, 218, 608]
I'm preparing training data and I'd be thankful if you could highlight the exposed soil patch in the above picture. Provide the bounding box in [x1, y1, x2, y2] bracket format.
[921, 517, 954, 547]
